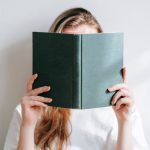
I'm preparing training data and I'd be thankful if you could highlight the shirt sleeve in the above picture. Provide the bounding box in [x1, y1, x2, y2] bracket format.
[3, 105, 22, 150]
[131, 104, 149, 150]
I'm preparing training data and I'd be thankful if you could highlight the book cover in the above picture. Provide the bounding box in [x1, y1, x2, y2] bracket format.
[32, 32, 123, 109]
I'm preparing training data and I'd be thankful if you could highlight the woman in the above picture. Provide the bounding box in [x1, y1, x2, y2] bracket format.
[4, 7, 148, 150]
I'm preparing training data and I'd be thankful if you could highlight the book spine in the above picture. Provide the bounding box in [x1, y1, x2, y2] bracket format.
[72, 35, 82, 108]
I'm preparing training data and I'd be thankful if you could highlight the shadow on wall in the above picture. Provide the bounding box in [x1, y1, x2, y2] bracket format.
[0, 37, 32, 149]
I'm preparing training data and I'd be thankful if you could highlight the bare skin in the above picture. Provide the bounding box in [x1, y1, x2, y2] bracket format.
[17, 25, 134, 150]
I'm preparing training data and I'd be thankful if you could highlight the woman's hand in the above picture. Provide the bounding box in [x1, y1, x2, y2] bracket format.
[21, 73, 52, 127]
[108, 67, 134, 123]
[17, 74, 52, 150]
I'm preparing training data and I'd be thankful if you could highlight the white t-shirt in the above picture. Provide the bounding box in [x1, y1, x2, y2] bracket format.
[3, 104, 149, 150]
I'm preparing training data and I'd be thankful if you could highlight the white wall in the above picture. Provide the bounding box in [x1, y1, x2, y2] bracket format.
[0, 0, 150, 149]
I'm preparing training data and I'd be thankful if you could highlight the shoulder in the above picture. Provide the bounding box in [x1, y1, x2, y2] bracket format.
[3, 104, 22, 150]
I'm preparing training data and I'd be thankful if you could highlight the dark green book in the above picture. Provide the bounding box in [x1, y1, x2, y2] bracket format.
[32, 32, 123, 109]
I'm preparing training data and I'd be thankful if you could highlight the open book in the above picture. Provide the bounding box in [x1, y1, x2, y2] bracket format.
[32, 32, 123, 109]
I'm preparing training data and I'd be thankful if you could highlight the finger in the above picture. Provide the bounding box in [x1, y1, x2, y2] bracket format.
[108, 83, 128, 92]
[28, 86, 51, 96]
[115, 97, 132, 109]
[111, 89, 130, 105]
[26, 74, 38, 92]
[122, 67, 127, 83]
[112, 105, 116, 111]
[29, 100, 48, 107]
[30, 96, 52, 103]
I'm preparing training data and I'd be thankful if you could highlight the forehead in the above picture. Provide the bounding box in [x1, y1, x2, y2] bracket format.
[61, 24, 98, 34]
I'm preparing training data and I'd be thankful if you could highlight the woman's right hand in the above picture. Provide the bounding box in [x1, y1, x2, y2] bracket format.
[21, 73, 52, 127]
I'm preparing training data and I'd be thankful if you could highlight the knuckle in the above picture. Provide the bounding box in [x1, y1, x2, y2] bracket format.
[120, 98, 127, 103]
[120, 89, 125, 94]
[115, 90, 121, 97]
[117, 100, 122, 104]
[119, 98, 124, 103]
[41, 88, 45, 92]
[30, 91, 36, 96]
[27, 91, 32, 96]
[32, 101, 36, 105]
[42, 97, 46, 101]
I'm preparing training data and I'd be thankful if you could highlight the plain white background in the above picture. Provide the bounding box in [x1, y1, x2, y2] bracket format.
[0, 0, 150, 149]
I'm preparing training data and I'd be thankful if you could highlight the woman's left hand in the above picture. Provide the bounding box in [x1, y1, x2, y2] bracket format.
[108, 67, 134, 122]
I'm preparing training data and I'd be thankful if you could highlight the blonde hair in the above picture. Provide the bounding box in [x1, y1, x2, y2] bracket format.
[35, 7, 103, 150]
[49, 7, 103, 33]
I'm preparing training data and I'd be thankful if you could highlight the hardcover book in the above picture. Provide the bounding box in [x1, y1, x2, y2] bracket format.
[32, 32, 123, 109]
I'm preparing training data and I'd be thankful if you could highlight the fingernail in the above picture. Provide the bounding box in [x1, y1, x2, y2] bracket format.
[49, 98, 52, 102]
[34, 73, 38, 77]
[47, 86, 50, 90]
